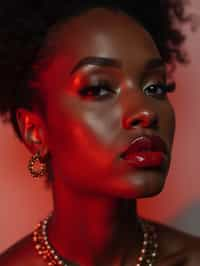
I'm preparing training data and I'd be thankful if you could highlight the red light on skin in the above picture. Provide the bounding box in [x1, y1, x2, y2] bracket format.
[25, 115, 31, 125]
[30, 55, 77, 93]
[64, 73, 84, 95]
[73, 76, 82, 87]
[122, 111, 154, 129]
[72, 124, 116, 170]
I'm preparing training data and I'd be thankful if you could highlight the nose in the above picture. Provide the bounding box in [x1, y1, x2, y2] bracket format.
[122, 110, 158, 130]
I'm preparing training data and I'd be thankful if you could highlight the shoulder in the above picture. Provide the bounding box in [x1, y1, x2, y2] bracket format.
[153, 221, 200, 265]
[0, 233, 45, 266]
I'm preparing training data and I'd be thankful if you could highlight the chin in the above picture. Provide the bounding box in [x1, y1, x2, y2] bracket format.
[60, 165, 168, 200]
[127, 169, 167, 198]
[103, 169, 168, 199]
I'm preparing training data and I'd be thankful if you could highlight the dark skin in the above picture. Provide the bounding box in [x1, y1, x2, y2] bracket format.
[1, 8, 200, 266]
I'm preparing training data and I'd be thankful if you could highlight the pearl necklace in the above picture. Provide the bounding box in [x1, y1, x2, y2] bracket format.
[33, 215, 158, 266]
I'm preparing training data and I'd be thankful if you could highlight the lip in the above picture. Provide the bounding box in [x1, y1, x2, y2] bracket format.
[120, 135, 168, 169]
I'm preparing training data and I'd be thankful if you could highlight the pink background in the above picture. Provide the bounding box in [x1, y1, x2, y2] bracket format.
[1, 0, 200, 253]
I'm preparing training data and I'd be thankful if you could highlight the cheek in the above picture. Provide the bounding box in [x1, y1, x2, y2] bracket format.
[48, 114, 129, 194]
[83, 104, 123, 145]
[46, 97, 124, 181]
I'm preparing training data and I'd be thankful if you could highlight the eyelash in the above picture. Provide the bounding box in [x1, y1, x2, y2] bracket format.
[78, 81, 176, 100]
[79, 81, 115, 100]
[143, 82, 176, 97]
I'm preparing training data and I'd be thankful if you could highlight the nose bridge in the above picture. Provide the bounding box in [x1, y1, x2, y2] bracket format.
[120, 85, 158, 130]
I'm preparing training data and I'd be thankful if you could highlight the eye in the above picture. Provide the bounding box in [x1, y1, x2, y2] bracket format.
[78, 81, 117, 100]
[143, 82, 176, 97]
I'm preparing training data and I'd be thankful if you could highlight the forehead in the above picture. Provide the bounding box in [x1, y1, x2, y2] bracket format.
[35, 8, 161, 93]
[41, 8, 159, 69]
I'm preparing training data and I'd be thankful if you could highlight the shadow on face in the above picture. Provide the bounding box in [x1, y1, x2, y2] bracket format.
[20, 8, 175, 199]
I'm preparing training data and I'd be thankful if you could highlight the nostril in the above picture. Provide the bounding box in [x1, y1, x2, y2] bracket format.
[122, 111, 158, 129]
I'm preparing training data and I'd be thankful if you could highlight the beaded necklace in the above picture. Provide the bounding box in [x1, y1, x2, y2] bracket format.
[33, 215, 158, 266]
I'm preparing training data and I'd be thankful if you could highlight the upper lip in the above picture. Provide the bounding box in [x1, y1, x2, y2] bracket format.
[120, 134, 168, 158]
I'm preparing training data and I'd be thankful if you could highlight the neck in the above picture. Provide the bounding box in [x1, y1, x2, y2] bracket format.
[47, 180, 141, 266]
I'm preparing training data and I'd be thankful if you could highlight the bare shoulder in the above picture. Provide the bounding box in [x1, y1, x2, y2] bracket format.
[0, 233, 45, 266]
[153, 221, 200, 265]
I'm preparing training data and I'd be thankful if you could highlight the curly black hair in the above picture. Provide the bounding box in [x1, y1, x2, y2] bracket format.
[0, 0, 193, 139]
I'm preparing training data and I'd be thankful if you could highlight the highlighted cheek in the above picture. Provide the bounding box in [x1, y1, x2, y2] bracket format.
[83, 106, 122, 145]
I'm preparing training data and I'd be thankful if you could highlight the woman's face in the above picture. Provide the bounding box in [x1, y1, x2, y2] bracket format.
[34, 8, 175, 198]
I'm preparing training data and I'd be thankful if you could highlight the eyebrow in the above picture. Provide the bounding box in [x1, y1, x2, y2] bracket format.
[70, 56, 122, 74]
[70, 56, 165, 77]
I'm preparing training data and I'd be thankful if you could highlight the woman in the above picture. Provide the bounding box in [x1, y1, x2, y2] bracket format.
[0, 0, 199, 265]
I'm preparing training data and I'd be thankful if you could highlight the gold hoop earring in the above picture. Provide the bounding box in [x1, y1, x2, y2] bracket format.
[28, 151, 47, 179]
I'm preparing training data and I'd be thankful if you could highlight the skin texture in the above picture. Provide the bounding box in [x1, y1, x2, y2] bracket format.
[0, 7, 200, 266]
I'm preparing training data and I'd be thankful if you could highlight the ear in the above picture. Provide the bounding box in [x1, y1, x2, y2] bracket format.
[16, 108, 48, 157]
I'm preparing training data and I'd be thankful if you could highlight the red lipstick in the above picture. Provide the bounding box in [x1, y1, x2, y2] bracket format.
[120, 135, 168, 168]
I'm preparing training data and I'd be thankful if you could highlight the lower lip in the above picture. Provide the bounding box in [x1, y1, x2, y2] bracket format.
[122, 151, 166, 168]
